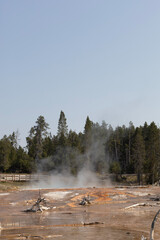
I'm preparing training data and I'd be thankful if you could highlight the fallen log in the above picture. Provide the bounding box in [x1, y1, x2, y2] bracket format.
[83, 221, 104, 226]
[150, 196, 160, 201]
[125, 203, 150, 210]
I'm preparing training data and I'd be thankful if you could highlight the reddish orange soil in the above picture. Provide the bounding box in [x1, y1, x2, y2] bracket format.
[0, 186, 160, 239]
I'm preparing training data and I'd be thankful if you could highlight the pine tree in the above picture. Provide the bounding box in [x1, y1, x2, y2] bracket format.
[51, 111, 69, 171]
[145, 122, 160, 183]
[26, 116, 49, 164]
[0, 136, 12, 172]
[57, 111, 68, 138]
[13, 146, 34, 173]
[128, 121, 135, 165]
[84, 116, 93, 151]
[132, 128, 145, 185]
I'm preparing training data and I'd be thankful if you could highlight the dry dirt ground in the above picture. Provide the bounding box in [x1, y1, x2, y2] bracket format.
[0, 185, 160, 240]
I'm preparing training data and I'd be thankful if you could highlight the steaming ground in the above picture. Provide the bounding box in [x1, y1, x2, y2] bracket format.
[30, 125, 111, 191]
[44, 191, 71, 200]
[29, 128, 111, 190]
[25, 169, 112, 189]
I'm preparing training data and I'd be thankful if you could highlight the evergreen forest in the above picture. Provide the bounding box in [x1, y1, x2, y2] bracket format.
[1, 111, 160, 184]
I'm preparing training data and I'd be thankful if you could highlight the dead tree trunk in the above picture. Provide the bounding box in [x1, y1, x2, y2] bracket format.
[25, 190, 46, 212]
[150, 209, 160, 240]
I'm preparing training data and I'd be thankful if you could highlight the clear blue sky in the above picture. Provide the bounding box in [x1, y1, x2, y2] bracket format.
[1, 0, 160, 146]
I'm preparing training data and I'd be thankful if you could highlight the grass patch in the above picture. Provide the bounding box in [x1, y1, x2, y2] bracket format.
[0, 181, 27, 192]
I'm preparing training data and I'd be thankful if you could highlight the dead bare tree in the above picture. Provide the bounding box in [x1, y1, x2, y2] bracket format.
[150, 209, 160, 240]
[25, 190, 47, 212]
[79, 196, 91, 206]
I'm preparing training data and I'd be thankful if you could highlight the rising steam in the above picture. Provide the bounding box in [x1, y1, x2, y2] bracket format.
[27, 123, 112, 189]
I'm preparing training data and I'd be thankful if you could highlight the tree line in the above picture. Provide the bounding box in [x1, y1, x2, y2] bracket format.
[0, 111, 160, 184]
